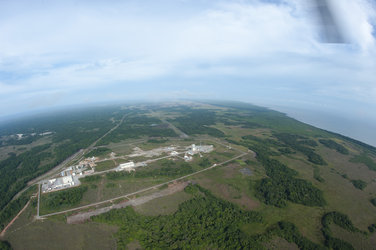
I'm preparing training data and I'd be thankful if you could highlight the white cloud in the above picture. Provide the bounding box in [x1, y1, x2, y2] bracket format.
[0, 0, 375, 116]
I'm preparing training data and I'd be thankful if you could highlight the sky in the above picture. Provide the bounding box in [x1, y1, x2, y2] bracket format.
[0, 0, 375, 126]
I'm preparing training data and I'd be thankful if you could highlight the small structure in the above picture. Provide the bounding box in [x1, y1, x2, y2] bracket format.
[170, 151, 179, 156]
[239, 168, 252, 176]
[184, 154, 192, 162]
[117, 161, 135, 171]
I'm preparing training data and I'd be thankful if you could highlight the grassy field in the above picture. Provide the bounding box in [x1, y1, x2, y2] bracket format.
[39, 174, 171, 215]
[4, 195, 118, 250]
[0, 136, 53, 162]
[6, 220, 118, 250]
[95, 160, 116, 172]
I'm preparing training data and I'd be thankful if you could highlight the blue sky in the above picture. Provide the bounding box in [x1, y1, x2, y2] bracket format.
[0, 0, 376, 125]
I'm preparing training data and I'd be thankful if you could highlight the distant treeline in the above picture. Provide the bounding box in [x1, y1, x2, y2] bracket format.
[350, 153, 376, 171]
[319, 139, 349, 155]
[274, 133, 326, 165]
[327, 130, 376, 156]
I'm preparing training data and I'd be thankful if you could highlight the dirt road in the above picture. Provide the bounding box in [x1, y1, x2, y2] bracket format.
[0, 197, 33, 237]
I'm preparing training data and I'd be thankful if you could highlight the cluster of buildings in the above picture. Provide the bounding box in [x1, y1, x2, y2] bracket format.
[79, 157, 97, 169]
[184, 144, 213, 162]
[41, 143, 214, 193]
[41, 162, 94, 193]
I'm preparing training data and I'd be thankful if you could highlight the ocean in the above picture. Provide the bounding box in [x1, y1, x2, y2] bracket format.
[272, 106, 376, 148]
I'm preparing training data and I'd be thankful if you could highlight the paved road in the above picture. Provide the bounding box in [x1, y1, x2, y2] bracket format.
[150, 111, 188, 138]
[37, 184, 40, 218]
[164, 119, 189, 138]
[38, 151, 248, 218]
[30, 114, 127, 217]
[67, 182, 189, 224]
[22, 115, 127, 191]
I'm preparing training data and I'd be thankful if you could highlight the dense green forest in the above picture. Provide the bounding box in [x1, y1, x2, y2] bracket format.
[84, 147, 111, 157]
[351, 179, 367, 190]
[93, 184, 324, 249]
[97, 115, 177, 145]
[234, 134, 325, 207]
[368, 223, 376, 233]
[43, 186, 88, 210]
[0, 106, 119, 213]
[0, 144, 52, 211]
[170, 110, 225, 137]
[0, 185, 36, 231]
[0, 240, 12, 250]
[254, 155, 325, 207]
[371, 198, 376, 207]
[319, 139, 349, 155]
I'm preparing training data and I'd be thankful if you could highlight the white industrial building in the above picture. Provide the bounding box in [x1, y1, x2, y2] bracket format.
[55, 176, 74, 188]
[117, 161, 135, 171]
[170, 151, 179, 156]
[187, 144, 213, 155]
[42, 175, 76, 193]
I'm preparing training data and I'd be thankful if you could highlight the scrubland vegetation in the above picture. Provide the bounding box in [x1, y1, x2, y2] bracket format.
[1, 102, 376, 250]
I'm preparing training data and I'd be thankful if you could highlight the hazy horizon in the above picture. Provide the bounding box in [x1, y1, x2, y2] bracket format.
[1, 0, 375, 143]
[1, 99, 375, 148]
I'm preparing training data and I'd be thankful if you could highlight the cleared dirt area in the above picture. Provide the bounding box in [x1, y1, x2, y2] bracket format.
[67, 181, 189, 224]
[134, 190, 192, 216]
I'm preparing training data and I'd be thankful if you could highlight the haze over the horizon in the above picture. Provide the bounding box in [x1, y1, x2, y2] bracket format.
[1, 0, 376, 125]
